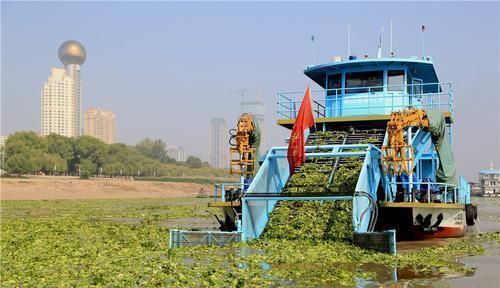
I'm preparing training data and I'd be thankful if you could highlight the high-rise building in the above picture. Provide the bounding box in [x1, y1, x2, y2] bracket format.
[167, 146, 187, 162]
[209, 118, 228, 168]
[83, 108, 116, 144]
[241, 96, 266, 151]
[41, 40, 86, 137]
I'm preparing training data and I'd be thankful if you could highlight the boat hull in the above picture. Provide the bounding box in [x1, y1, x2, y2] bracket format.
[412, 206, 466, 239]
[376, 202, 466, 240]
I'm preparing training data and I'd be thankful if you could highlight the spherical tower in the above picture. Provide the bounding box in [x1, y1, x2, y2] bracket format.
[58, 40, 86, 66]
[58, 40, 86, 137]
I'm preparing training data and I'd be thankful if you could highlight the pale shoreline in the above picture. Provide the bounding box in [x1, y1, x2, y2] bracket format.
[0, 176, 211, 200]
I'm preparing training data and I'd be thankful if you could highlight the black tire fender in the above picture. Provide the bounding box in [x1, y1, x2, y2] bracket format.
[465, 204, 477, 226]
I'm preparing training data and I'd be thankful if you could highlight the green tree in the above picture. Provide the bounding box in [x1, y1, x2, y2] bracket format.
[5, 154, 33, 175]
[186, 156, 202, 169]
[3, 132, 50, 175]
[135, 138, 174, 163]
[0, 146, 5, 170]
[1, 130, 229, 178]
[41, 154, 68, 175]
[4, 131, 47, 160]
[46, 134, 74, 162]
[103, 162, 126, 177]
[79, 159, 96, 179]
[31, 153, 46, 173]
[74, 136, 108, 173]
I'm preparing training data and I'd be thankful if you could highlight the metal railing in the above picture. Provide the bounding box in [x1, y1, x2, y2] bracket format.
[387, 181, 457, 204]
[169, 229, 241, 248]
[277, 82, 453, 120]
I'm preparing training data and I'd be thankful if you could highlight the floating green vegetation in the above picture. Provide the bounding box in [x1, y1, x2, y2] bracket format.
[1, 198, 499, 287]
[165, 233, 497, 287]
[1, 198, 220, 287]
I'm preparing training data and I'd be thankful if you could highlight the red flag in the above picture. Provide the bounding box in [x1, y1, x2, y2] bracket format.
[287, 86, 315, 175]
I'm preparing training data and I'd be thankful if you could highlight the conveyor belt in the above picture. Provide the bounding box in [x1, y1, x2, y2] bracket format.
[283, 128, 385, 194]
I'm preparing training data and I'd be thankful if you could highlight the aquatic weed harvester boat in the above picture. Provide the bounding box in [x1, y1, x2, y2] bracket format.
[170, 36, 477, 253]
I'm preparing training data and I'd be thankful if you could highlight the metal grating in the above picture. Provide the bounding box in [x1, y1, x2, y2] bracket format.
[353, 230, 397, 254]
[169, 229, 242, 248]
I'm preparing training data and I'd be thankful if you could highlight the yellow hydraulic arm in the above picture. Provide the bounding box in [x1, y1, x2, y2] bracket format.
[382, 108, 429, 176]
[229, 113, 256, 177]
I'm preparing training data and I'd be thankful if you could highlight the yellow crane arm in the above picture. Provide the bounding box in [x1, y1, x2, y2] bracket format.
[382, 108, 429, 176]
[229, 113, 256, 177]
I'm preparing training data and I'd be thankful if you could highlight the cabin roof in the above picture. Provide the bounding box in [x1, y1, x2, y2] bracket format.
[304, 58, 440, 92]
[480, 169, 500, 175]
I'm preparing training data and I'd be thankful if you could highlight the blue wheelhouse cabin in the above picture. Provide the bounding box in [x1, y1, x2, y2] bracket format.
[276, 56, 455, 199]
[277, 57, 453, 130]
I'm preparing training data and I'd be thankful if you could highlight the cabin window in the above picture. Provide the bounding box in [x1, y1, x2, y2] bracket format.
[388, 70, 405, 91]
[327, 74, 342, 96]
[345, 71, 383, 93]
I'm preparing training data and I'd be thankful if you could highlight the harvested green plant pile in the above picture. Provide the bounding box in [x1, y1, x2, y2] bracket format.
[307, 131, 347, 145]
[284, 157, 363, 195]
[263, 129, 369, 241]
[263, 200, 353, 241]
[263, 157, 363, 241]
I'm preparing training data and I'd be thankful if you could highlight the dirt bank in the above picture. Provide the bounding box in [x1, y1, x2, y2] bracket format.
[0, 176, 211, 200]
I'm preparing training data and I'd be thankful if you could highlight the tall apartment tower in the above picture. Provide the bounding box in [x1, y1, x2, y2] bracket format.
[241, 92, 266, 151]
[41, 40, 86, 137]
[83, 108, 116, 144]
[167, 146, 187, 162]
[209, 118, 228, 168]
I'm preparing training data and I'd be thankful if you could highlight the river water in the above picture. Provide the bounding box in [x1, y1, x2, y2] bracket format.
[365, 196, 499, 287]
[446, 197, 500, 288]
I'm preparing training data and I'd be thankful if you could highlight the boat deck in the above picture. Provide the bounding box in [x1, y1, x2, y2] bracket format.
[380, 201, 463, 209]
[277, 112, 452, 129]
[208, 201, 241, 207]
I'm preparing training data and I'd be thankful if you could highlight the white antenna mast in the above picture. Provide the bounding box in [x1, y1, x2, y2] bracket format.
[377, 26, 384, 58]
[390, 19, 393, 57]
[347, 24, 351, 58]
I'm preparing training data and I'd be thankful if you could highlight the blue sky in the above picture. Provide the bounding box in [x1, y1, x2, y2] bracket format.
[1, 2, 499, 180]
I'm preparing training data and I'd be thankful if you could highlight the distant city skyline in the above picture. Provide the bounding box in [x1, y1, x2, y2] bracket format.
[1, 2, 499, 180]
[167, 145, 187, 162]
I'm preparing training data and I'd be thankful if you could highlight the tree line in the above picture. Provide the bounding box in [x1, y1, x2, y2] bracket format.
[1, 131, 226, 178]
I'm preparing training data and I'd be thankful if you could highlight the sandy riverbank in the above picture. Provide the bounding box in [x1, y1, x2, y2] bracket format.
[0, 176, 211, 200]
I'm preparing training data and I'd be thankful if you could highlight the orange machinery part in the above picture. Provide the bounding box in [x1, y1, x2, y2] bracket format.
[382, 108, 430, 176]
[229, 113, 256, 176]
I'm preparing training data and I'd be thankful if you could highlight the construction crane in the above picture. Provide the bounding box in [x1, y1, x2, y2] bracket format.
[229, 113, 259, 178]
